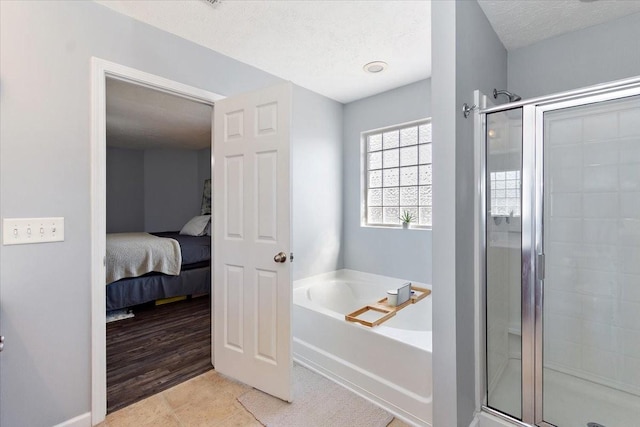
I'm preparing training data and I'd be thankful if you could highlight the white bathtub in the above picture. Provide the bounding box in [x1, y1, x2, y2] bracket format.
[293, 269, 432, 427]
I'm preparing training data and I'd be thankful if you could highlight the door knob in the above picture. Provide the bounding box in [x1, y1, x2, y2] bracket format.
[274, 252, 287, 263]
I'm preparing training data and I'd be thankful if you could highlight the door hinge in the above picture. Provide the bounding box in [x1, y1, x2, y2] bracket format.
[290, 252, 294, 263]
[537, 253, 545, 281]
[0, 335, 4, 352]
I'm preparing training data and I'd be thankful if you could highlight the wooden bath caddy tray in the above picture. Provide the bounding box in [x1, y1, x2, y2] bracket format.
[345, 285, 431, 327]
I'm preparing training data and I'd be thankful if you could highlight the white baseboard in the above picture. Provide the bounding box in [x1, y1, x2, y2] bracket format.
[53, 412, 91, 427]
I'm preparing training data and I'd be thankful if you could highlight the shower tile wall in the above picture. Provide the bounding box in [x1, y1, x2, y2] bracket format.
[544, 96, 640, 396]
[487, 245, 522, 376]
[487, 245, 510, 390]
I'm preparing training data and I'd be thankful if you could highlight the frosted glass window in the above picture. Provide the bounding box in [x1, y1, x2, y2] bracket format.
[383, 149, 400, 168]
[490, 170, 521, 216]
[368, 207, 382, 224]
[363, 119, 432, 227]
[368, 189, 382, 207]
[368, 134, 382, 152]
[400, 146, 418, 166]
[383, 130, 399, 149]
[400, 166, 418, 186]
[368, 152, 382, 170]
[400, 187, 418, 205]
[368, 170, 382, 188]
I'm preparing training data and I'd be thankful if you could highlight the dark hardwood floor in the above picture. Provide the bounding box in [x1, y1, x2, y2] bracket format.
[106, 295, 212, 413]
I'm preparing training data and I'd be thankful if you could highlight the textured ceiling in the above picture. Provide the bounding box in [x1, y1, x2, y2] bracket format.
[106, 78, 212, 150]
[96, 0, 639, 105]
[478, 0, 640, 50]
[95, 0, 431, 104]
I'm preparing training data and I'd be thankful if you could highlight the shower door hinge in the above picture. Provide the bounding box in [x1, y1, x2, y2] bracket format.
[537, 253, 545, 281]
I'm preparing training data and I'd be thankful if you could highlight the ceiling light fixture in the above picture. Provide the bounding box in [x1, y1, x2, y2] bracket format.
[363, 61, 388, 74]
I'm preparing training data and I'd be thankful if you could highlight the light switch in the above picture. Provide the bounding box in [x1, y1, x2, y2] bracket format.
[3, 217, 65, 245]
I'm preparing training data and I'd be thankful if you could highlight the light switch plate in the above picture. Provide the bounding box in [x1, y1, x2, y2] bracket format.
[3, 217, 65, 245]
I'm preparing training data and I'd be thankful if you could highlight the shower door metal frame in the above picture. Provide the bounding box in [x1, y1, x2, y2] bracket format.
[475, 89, 489, 413]
[479, 75, 640, 427]
[522, 104, 536, 423]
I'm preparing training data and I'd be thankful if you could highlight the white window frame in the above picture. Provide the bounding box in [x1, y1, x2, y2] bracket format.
[361, 118, 433, 229]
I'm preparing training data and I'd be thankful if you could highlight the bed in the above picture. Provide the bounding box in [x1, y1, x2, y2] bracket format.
[106, 179, 213, 311]
[106, 230, 211, 311]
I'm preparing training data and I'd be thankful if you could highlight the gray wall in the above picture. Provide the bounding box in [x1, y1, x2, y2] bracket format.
[342, 80, 432, 284]
[431, 1, 507, 426]
[106, 147, 211, 233]
[431, 3, 459, 423]
[106, 147, 145, 233]
[508, 12, 640, 99]
[292, 86, 344, 280]
[0, 1, 282, 425]
[143, 148, 205, 232]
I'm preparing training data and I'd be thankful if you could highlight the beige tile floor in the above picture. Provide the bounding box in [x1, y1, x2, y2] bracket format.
[99, 369, 411, 427]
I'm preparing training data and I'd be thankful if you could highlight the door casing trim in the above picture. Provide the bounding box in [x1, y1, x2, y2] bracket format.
[90, 57, 223, 425]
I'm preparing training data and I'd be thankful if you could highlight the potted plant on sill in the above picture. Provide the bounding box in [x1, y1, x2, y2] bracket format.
[399, 210, 416, 229]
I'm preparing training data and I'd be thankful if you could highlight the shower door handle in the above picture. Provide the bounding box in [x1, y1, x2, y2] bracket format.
[273, 252, 287, 263]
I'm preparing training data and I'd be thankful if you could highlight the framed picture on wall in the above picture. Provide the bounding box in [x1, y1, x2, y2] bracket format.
[201, 179, 211, 215]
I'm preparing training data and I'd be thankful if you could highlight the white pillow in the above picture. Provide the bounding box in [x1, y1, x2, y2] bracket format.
[179, 215, 211, 236]
[205, 221, 212, 236]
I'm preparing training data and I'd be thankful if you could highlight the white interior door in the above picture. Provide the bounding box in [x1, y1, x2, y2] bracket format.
[213, 82, 292, 401]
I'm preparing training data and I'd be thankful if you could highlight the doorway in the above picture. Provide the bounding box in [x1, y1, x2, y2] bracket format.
[90, 58, 223, 424]
[104, 76, 215, 412]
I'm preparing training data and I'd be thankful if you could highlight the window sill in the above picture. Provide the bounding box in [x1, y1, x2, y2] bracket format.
[361, 224, 432, 231]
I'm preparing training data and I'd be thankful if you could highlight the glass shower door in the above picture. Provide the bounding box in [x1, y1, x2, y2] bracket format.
[486, 108, 523, 419]
[540, 94, 640, 426]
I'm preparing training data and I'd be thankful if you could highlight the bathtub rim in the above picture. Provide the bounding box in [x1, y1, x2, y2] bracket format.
[293, 269, 433, 352]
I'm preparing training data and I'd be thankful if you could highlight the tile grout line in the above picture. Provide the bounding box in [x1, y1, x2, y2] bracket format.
[159, 392, 184, 427]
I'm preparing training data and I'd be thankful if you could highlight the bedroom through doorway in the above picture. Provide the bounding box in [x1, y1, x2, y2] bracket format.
[103, 75, 215, 413]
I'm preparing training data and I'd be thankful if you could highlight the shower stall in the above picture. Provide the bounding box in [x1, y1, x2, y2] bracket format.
[479, 77, 640, 427]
